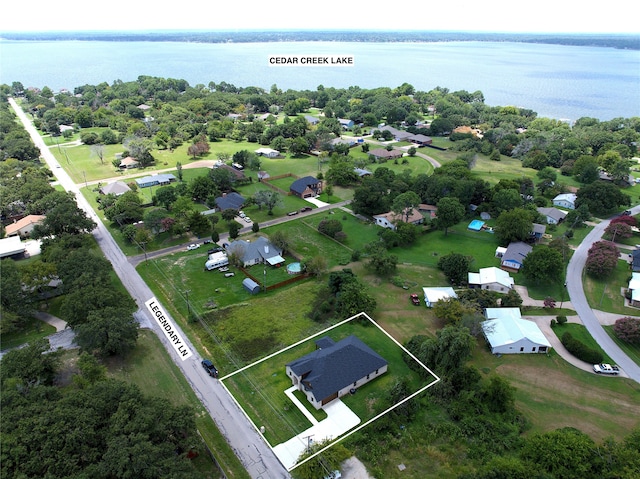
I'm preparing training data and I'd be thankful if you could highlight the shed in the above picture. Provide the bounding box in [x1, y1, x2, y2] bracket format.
[242, 277, 261, 294]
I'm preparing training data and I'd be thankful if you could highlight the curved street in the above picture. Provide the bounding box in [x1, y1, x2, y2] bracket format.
[566, 208, 640, 383]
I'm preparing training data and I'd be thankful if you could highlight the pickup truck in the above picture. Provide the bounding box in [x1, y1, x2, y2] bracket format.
[593, 363, 620, 375]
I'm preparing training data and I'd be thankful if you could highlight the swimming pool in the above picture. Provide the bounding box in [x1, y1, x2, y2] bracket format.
[286, 262, 302, 274]
[468, 220, 485, 231]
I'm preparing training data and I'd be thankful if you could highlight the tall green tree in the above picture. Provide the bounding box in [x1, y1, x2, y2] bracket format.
[435, 197, 465, 235]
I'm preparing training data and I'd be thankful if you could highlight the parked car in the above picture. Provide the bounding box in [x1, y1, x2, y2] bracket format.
[203, 239, 213, 244]
[244, 217, 252, 223]
[207, 247, 223, 255]
[186, 243, 200, 251]
[201, 359, 218, 378]
[287, 211, 299, 216]
[410, 293, 421, 306]
[224, 272, 235, 277]
[300, 206, 312, 212]
[593, 363, 620, 375]
[239, 211, 246, 218]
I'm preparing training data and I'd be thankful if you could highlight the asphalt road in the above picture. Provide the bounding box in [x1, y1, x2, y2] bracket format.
[10, 98, 291, 479]
[565, 208, 640, 383]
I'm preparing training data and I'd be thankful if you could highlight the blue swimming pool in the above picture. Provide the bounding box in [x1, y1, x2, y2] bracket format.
[468, 220, 485, 231]
[286, 262, 302, 274]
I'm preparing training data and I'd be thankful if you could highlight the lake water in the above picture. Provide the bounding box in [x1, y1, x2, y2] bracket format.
[1, 39, 639, 121]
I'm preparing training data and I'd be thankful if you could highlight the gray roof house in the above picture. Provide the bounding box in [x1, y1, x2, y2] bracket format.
[99, 181, 131, 196]
[286, 335, 388, 409]
[501, 241, 533, 272]
[214, 192, 245, 211]
[226, 236, 285, 267]
[537, 207, 568, 225]
[135, 174, 176, 188]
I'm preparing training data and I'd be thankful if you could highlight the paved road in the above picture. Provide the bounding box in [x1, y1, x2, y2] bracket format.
[566, 209, 640, 383]
[9, 98, 290, 479]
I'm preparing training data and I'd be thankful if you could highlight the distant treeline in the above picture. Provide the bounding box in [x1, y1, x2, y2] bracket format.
[2, 30, 639, 50]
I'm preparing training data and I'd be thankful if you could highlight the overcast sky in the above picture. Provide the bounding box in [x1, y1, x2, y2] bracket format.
[0, 0, 638, 34]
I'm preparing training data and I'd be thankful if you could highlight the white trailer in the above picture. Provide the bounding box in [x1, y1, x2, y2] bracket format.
[205, 251, 229, 271]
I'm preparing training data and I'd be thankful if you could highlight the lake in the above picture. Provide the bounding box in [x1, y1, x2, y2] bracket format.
[1, 39, 639, 121]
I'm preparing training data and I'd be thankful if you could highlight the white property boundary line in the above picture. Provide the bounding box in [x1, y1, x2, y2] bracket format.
[219, 312, 441, 471]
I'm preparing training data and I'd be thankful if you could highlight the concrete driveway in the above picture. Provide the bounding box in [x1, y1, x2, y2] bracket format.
[273, 389, 360, 470]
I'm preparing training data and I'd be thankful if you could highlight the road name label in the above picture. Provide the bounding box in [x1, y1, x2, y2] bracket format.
[145, 297, 193, 360]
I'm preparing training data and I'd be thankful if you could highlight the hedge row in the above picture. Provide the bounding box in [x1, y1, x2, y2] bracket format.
[561, 332, 603, 364]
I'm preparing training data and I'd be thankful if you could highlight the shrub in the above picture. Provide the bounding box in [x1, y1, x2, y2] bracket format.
[613, 317, 640, 344]
[585, 241, 619, 278]
[561, 332, 603, 364]
[556, 315, 568, 325]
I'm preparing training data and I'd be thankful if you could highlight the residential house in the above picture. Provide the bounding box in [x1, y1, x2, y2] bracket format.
[552, 193, 577, 210]
[407, 134, 433, 146]
[226, 236, 285, 267]
[373, 208, 424, 231]
[482, 308, 551, 354]
[214, 192, 245, 211]
[537, 207, 568, 225]
[369, 148, 404, 161]
[632, 250, 640, 272]
[377, 125, 412, 141]
[330, 137, 358, 149]
[290, 176, 322, 198]
[255, 147, 280, 158]
[338, 118, 354, 130]
[135, 174, 176, 188]
[118, 156, 139, 169]
[354, 168, 372, 178]
[0, 236, 26, 259]
[628, 273, 640, 307]
[468, 267, 514, 292]
[4, 215, 45, 239]
[422, 286, 458, 307]
[418, 204, 438, 220]
[99, 181, 131, 196]
[286, 335, 388, 409]
[304, 115, 320, 126]
[531, 223, 547, 242]
[500, 241, 533, 272]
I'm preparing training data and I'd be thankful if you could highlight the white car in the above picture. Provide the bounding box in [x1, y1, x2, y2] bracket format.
[244, 217, 252, 223]
[186, 243, 200, 251]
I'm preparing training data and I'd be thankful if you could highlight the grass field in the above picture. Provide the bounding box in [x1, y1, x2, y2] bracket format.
[584, 260, 637, 315]
[0, 315, 57, 350]
[551, 322, 614, 363]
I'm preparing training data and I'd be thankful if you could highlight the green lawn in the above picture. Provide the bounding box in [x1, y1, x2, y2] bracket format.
[584, 260, 637, 315]
[604, 325, 640, 367]
[222, 318, 434, 447]
[0, 315, 57, 350]
[551, 322, 614, 363]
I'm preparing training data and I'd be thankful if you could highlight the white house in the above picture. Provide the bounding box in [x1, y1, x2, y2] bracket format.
[4, 214, 45, 238]
[373, 209, 424, 231]
[422, 287, 458, 307]
[628, 272, 640, 307]
[255, 147, 280, 158]
[468, 267, 514, 292]
[552, 193, 577, 210]
[482, 308, 551, 354]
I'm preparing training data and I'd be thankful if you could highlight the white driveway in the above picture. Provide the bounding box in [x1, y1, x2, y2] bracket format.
[273, 388, 360, 470]
[305, 196, 330, 208]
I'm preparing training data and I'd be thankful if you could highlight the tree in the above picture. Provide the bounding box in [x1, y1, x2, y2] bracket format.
[613, 317, 640, 344]
[433, 298, 476, 325]
[75, 306, 139, 357]
[187, 210, 211, 237]
[0, 338, 61, 386]
[188, 175, 217, 203]
[494, 208, 534, 246]
[575, 181, 631, 216]
[367, 250, 398, 276]
[604, 221, 632, 241]
[253, 190, 282, 215]
[228, 221, 240, 239]
[154, 185, 177, 210]
[501, 288, 523, 307]
[104, 190, 143, 224]
[435, 197, 465, 235]
[585, 240, 619, 278]
[318, 218, 343, 238]
[32, 198, 96, 238]
[392, 190, 421, 223]
[336, 279, 377, 317]
[270, 229, 290, 254]
[520, 427, 601, 479]
[438, 252, 473, 285]
[521, 245, 564, 283]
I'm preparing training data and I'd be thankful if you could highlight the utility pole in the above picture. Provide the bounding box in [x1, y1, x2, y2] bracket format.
[184, 290, 191, 319]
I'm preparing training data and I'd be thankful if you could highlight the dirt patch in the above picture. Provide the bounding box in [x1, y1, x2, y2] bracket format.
[341, 456, 375, 479]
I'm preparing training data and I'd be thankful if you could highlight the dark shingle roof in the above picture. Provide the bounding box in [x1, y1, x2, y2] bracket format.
[290, 176, 319, 194]
[214, 192, 245, 210]
[287, 335, 387, 403]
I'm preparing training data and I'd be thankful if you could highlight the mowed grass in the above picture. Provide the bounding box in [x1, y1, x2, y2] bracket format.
[604, 325, 640, 367]
[584, 260, 637, 315]
[551, 322, 614, 364]
[222, 318, 435, 446]
[106, 330, 250, 479]
[0, 315, 57, 350]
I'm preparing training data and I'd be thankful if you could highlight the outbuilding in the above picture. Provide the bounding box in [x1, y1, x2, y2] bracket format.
[242, 277, 261, 294]
[482, 308, 551, 354]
